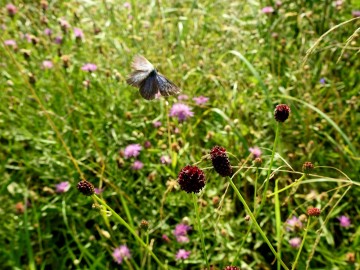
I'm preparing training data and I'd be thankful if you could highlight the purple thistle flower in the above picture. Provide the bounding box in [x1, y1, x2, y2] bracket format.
[176, 249, 191, 260]
[55, 181, 70, 193]
[319, 78, 326, 84]
[176, 235, 189, 243]
[286, 216, 303, 231]
[6, 3, 17, 16]
[4, 40, 17, 48]
[94, 187, 104, 195]
[42, 60, 53, 69]
[24, 33, 32, 43]
[54, 36, 63, 44]
[160, 155, 171, 165]
[162, 234, 170, 243]
[249, 147, 262, 158]
[153, 121, 161, 128]
[169, 103, 194, 122]
[174, 223, 191, 237]
[44, 28, 52, 36]
[131, 160, 144, 170]
[177, 94, 189, 100]
[289, 237, 301, 248]
[124, 144, 142, 159]
[113, 245, 131, 264]
[337, 216, 351, 228]
[193, 96, 209, 105]
[59, 18, 70, 30]
[74, 27, 84, 40]
[81, 63, 97, 72]
[262, 6, 274, 14]
[352, 10, 360, 18]
[144, 141, 151, 149]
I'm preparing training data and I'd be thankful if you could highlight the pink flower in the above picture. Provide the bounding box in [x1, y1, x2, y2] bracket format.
[193, 96, 209, 105]
[42, 60, 53, 69]
[24, 33, 32, 43]
[176, 249, 191, 260]
[4, 40, 17, 48]
[6, 3, 17, 16]
[44, 28, 52, 36]
[144, 141, 151, 149]
[59, 18, 70, 30]
[124, 144, 142, 159]
[123, 2, 131, 9]
[335, 0, 343, 7]
[54, 36, 63, 44]
[262, 6, 274, 14]
[169, 103, 194, 122]
[74, 28, 84, 39]
[113, 245, 131, 264]
[81, 63, 97, 72]
[131, 160, 143, 170]
[177, 94, 189, 100]
[337, 216, 351, 228]
[289, 237, 301, 248]
[352, 10, 360, 18]
[176, 235, 189, 243]
[160, 155, 171, 165]
[153, 121, 161, 128]
[286, 216, 303, 231]
[162, 234, 171, 242]
[249, 147, 262, 158]
[55, 181, 70, 193]
[174, 223, 191, 237]
[94, 187, 104, 195]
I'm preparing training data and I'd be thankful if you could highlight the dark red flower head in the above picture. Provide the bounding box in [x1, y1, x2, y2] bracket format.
[274, 104, 291, 122]
[307, 207, 321, 217]
[223, 266, 240, 270]
[210, 146, 232, 177]
[302, 161, 314, 174]
[77, 180, 95, 196]
[178, 165, 206, 194]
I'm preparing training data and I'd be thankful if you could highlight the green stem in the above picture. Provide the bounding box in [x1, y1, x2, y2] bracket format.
[257, 122, 280, 215]
[92, 195, 167, 270]
[268, 174, 305, 198]
[233, 168, 259, 265]
[192, 193, 210, 269]
[275, 179, 281, 270]
[229, 178, 289, 270]
[254, 168, 259, 211]
[292, 218, 311, 270]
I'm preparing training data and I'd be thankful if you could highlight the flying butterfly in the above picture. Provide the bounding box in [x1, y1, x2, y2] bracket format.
[126, 55, 181, 100]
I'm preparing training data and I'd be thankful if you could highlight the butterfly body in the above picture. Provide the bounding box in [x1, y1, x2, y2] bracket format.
[126, 56, 181, 100]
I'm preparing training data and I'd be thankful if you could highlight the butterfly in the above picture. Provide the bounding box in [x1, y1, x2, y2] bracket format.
[126, 55, 181, 100]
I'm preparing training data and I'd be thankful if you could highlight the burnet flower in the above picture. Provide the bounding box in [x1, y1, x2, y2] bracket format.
[210, 146, 232, 177]
[178, 165, 206, 193]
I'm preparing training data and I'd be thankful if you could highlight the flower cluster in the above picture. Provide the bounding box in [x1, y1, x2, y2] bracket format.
[210, 146, 233, 177]
[77, 180, 95, 196]
[274, 104, 291, 122]
[112, 245, 131, 264]
[169, 103, 194, 122]
[173, 223, 192, 243]
[178, 165, 206, 194]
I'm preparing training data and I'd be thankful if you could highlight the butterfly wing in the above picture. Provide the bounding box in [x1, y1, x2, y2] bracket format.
[139, 71, 158, 100]
[156, 73, 181, 97]
[126, 55, 155, 87]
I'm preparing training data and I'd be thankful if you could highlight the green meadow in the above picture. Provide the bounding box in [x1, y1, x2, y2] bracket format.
[1, 1, 359, 269]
